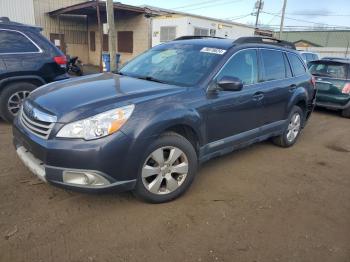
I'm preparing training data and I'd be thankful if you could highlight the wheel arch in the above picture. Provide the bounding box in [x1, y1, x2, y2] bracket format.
[0, 75, 46, 94]
[287, 89, 308, 117]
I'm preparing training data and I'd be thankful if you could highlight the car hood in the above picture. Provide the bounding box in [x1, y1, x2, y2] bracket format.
[27, 73, 185, 123]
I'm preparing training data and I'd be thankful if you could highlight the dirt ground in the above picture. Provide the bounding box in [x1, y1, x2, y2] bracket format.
[0, 109, 349, 262]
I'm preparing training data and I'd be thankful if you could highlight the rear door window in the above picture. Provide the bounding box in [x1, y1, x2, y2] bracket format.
[308, 62, 347, 79]
[0, 30, 39, 54]
[260, 49, 286, 81]
[287, 53, 306, 76]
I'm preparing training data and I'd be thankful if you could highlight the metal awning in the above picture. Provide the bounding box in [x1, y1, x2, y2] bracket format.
[48, 1, 148, 16]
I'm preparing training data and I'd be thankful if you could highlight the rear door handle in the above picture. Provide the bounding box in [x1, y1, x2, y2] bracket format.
[289, 84, 297, 91]
[252, 92, 264, 101]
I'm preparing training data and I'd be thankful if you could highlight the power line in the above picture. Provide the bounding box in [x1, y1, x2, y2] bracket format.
[224, 13, 253, 20]
[170, 0, 230, 10]
[227, 13, 253, 21]
[286, 13, 350, 17]
[178, 0, 245, 12]
[262, 11, 350, 28]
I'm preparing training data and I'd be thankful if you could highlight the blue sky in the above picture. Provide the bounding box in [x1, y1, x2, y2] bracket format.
[121, 0, 350, 29]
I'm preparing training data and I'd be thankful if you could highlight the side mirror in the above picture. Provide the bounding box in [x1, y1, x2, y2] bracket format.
[217, 76, 243, 91]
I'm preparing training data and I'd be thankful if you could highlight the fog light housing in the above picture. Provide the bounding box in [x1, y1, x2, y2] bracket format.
[63, 171, 110, 187]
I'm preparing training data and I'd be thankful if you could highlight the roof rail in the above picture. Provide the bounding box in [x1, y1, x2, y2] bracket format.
[0, 17, 42, 30]
[174, 35, 225, 41]
[0, 17, 10, 23]
[234, 36, 296, 49]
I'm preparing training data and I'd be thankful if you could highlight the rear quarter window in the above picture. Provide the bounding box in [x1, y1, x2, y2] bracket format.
[287, 53, 306, 76]
[0, 30, 39, 53]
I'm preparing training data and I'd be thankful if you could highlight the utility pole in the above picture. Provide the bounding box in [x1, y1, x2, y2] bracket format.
[96, 0, 103, 72]
[279, 0, 287, 39]
[254, 0, 263, 30]
[106, 0, 117, 72]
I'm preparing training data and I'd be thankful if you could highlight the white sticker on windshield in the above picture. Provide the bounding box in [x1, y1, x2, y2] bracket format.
[200, 47, 227, 55]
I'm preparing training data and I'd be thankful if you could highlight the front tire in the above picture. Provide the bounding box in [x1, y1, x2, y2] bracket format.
[272, 106, 304, 148]
[133, 132, 198, 203]
[0, 82, 37, 123]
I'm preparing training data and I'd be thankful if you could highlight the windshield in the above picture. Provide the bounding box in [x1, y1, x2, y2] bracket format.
[308, 62, 348, 79]
[119, 45, 225, 86]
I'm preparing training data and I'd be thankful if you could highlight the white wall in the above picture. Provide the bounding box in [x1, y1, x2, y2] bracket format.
[187, 16, 254, 39]
[0, 0, 35, 25]
[152, 16, 189, 46]
[152, 15, 254, 47]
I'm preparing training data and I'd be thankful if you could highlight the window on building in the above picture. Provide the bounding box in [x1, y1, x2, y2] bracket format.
[103, 34, 109, 52]
[194, 27, 209, 36]
[261, 49, 286, 81]
[210, 29, 216, 37]
[0, 30, 39, 53]
[287, 53, 306, 76]
[217, 49, 258, 85]
[117, 31, 133, 53]
[160, 27, 176, 42]
[89, 31, 96, 51]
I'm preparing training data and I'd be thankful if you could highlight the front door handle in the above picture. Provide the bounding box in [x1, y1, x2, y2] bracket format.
[252, 92, 264, 101]
[289, 84, 297, 91]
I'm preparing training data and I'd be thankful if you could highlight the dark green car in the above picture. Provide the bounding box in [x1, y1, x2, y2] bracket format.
[308, 59, 350, 118]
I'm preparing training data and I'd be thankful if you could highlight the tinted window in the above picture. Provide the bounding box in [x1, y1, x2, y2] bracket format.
[288, 53, 306, 76]
[217, 49, 258, 85]
[308, 62, 347, 79]
[0, 30, 39, 53]
[261, 49, 286, 81]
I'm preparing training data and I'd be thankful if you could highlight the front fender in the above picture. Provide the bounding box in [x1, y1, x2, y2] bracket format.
[118, 106, 205, 180]
[123, 106, 205, 145]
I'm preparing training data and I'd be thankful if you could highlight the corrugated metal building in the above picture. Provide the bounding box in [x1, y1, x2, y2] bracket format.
[277, 30, 350, 48]
[275, 30, 350, 58]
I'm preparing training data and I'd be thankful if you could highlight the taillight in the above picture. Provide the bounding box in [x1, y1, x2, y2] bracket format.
[54, 55, 67, 67]
[310, 76, 316, 89]
[342, 83, 350, 94]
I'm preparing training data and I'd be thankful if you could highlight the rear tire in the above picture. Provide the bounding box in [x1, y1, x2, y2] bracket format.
[272, 106, 304, 148]
[0, 82, 37, 123]
[133, 132, 198, 203]
[341, 107, 350, 118]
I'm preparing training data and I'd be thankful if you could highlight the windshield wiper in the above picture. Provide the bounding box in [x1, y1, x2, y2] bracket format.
[135, 76, 167, 84]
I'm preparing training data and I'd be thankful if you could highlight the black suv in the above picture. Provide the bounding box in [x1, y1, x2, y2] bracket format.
[13, 36, 316, 203]
[0, 18, 68, 122]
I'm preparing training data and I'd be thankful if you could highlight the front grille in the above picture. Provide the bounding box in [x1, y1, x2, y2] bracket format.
[20, 109, 55, 139]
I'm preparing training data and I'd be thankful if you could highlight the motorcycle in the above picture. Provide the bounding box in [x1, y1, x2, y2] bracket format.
[66, 55, 83, 76]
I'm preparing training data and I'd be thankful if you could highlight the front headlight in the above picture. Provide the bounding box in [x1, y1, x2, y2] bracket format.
[56, 104, 134, 140]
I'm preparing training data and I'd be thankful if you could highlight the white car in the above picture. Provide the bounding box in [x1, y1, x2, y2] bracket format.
[299, 51, 319, 63]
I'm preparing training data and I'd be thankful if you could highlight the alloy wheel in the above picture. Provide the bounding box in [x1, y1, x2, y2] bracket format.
[7, 91, 31, 116]
[286, 112, 301, 142]
[141, 146, 189, 195]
